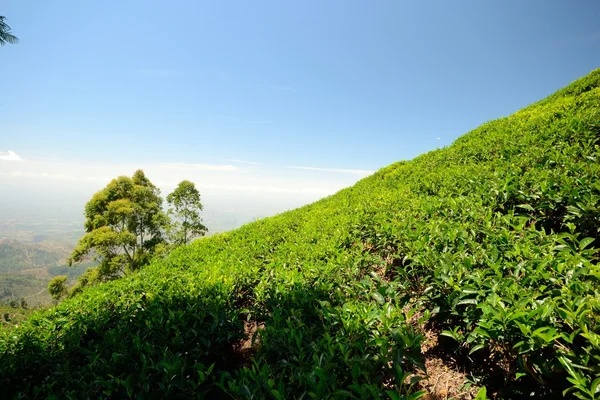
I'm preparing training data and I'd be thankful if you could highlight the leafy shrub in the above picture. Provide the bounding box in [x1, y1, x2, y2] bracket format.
[0, 69, 599, 398]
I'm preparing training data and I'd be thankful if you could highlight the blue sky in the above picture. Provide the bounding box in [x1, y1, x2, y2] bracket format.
[1, 1, 600, 223]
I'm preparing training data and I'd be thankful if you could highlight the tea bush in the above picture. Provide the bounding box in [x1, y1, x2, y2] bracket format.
[1, 69, 599, 399]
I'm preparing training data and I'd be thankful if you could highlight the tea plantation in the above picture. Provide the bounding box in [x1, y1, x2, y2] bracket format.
[1, 70, 599, 399]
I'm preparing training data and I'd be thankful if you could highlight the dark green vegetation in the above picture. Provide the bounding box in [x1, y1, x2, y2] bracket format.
[1, 70, 599, 399]
[48, 275, 69, 302]
[0, 16, 18, 46]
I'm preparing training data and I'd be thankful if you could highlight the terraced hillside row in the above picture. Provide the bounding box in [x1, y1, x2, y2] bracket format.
[1, 70, 599, 399]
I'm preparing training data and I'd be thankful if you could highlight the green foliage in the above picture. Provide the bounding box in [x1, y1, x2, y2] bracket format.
[0, 16, 18, 46]
[0, 69, 599, 398]
[166, 180, 207, 246]
[48, 275, 68, 302]
[68, 170, 168, 288]
[0, 303, 38, 328]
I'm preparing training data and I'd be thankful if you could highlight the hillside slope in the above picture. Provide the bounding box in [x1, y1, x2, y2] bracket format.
[0, 240, 92, 305]
[1, 70, 599, 399]
[0, 240, 66, 274]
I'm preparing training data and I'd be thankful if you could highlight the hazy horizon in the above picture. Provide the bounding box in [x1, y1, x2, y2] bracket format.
[0, 151, 373, 237]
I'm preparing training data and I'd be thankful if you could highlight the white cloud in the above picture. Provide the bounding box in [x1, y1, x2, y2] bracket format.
[196, 183, 334, 195]
[0, 155, 374, 232]
[285, 165, 374, 176]
[227, 159, 262, 166]
[0, 156, 370, 219]
[0, 150, 23, 161]
[159, 163, 241, 172]
[0, 171, 76, 181]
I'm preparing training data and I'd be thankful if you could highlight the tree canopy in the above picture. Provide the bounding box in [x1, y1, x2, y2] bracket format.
[167, 180, 208, 246]
[68, 170, 168, 288]
[66, 172, 208, 296]
[47, 276, 68, 302]
[0, 16, 18, 46]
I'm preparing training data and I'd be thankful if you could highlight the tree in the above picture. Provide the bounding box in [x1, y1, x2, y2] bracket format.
[48, 275, 68, 302]
[68, 170, 168, 286]
[167, 180, 207, 246]
[0, 16, 18, 46]
[68, 267, 99, 298]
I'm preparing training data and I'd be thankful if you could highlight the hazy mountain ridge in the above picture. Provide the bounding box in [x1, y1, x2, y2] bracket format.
[0, 239, 67, 273]
[0, 239, 88, 304]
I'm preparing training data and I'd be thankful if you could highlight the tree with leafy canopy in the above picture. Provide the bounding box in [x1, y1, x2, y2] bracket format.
[48, 275, 68, 302]
[0, 16, 18, 46]
[68, 170, 169, 287]
[167, 180, 208, 246]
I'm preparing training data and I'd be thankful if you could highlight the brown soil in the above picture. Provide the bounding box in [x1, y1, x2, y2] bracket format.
[237, 320, 264, 366]
[418, 327, 481, 400]
[399, 303, 481, 399]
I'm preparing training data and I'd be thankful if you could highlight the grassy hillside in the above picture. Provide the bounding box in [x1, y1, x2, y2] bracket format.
[1, 70, 599, 399]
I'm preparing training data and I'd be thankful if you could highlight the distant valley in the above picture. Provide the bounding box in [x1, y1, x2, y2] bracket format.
[0, 236, 90, 305]
[0, 202, 272, 306]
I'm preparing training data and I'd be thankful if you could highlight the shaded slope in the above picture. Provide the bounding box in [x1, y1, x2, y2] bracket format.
[1, 70, 599, 399]
[0, 240, 66, 274]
